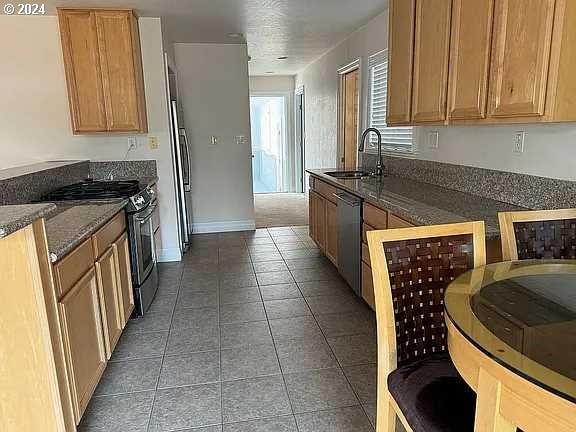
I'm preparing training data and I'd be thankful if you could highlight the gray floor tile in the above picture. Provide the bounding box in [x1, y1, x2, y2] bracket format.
[245, 236, 275, 245]
[280, 249, 322, 260]
[275, 241, 309, 251]
[275, 336, 338, 372]
[220, 287, 262, 305]
[78, 391, 154, 432]
[272, 235, 301, 243]
[295, 406, 373, 432]
[343, 364, 377, 404]
[111, 331, 168, 361]
[327, 334, 377, 366]
[315, 311, 376, 338]
[149, 383, 222, 432]
[148, 292, 178, 314]
[297, 280, 352, 297]
[95, 357, 162, 396]
[177, 290, 219, 310]
[284, 368, 358, 413]
[222, 375, 292, 423]
[223, 415, 298, 432]
[363, 402, 377, 429]
[219, 273, 258, 290]
[256, 271, 295, 286]
[221, 344, 281, 381]
[252, 260, 288, 273]
[284, 257, 332, 270]
[305, 295, 367, 315]
[181, 274, 219, 291]
[218, 262, 255, 276]
[159, 351, 220, 388]
[220, 302, 267, 324]
[259, 283, 302, 301]
[269, 316, 324, 342]
[125, 311, 172, 334]
[221, 321, 273, 349]
[248, 244, 279, 254]
[166, 325, 220, 355]
[290, 267, 341, 282]
[181, 425, 223, 432]
[264, 298, 311, 319]
[250, 251, 284, 262]
[171, 307, 219, 330]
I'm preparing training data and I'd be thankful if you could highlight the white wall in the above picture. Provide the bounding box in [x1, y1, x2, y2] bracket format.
[174, 43, 255, 232]
[0, 16, 181, 261]
[249, 76, 295, 93]
[296, 11, 388, 170]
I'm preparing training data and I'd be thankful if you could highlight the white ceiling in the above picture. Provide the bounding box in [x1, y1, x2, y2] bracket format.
[42, 0, 388, 75]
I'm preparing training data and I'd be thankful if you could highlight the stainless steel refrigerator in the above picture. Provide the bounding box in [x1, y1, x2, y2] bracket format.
[169, 99, 192, 253]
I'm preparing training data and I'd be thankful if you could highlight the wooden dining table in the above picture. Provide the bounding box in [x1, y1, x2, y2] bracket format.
[444, 260, 576, 432]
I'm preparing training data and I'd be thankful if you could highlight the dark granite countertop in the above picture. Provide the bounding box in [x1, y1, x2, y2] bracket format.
[307, 169, 525, 239]
[45, 200, 128, 263]
[0, 204, 57, 239]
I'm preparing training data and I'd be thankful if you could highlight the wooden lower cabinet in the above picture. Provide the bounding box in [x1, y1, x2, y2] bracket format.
[58, 268, 107, 422]
[310, 190, 327, 250]
[362, 262, 375, 310]
[325, 200, 338, 265]
[95, 247, 123, 358]
[113, 232, 134, 326]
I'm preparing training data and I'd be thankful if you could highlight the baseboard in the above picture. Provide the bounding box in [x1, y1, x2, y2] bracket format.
[192, 220, 256, 234]
[157, 248, 182, 262]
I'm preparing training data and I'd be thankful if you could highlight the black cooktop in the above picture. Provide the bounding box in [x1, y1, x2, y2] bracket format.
[41, 179, 141, 201]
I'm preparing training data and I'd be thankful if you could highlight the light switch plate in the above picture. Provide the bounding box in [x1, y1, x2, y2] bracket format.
[148, 136, 159, 150]
[513, 131, 525, 153]
[428, 131, 439, 150]
[128, 136, 138, 150]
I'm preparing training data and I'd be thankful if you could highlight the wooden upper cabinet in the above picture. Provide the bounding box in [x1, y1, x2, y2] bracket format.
[487, 0, 555, 118]
[448, 0, 495, 120]
[386, 0, 416, 125]
[411, 0, 452, 123]
[58, 9, 147, 134]
[58, 10, 107, 132]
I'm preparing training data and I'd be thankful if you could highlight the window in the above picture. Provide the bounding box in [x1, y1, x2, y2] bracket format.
[367, 50, 414, 154]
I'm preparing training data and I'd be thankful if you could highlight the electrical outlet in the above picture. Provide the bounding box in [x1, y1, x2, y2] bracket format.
[235, 135, 247, 145]
[428, 131, 439, 149]
[127, 136, 138, 151]
[148, 136, 159, 150]
[513, 131, 525, 153]
[210, 136, 218, 145]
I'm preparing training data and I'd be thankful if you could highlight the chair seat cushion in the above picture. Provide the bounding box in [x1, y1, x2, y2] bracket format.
[388, 353, 476, 432]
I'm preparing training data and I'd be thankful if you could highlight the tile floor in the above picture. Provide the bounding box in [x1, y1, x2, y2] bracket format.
[79, 226, 379, 432]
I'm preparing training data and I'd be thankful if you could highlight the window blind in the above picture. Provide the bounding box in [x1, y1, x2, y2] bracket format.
[367, 50, 414, 154]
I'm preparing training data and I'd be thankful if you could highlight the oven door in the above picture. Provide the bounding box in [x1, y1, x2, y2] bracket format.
[132, 201, 157, 286]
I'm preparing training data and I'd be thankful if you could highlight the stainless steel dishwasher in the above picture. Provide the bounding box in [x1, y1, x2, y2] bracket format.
[334, 192, 362, 296]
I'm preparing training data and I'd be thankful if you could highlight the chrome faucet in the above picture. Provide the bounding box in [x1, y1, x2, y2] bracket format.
[359, 128, 384, 177]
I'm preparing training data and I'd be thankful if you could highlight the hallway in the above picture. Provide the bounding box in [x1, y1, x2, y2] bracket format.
[254, 193, 309, 228]
[78, 227, 377, 432]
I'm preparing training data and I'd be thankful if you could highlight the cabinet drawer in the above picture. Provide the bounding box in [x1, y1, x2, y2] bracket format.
[92, 211, 126, 259]
[362, 262, 375, 311]
[363, 203, 388, 229]
[388, 213, 415, 228]
[314, 179, 339, 204]
[54, 238, 95, 299]
[362, 223, 376, 243]
[362, 242, 371, 266]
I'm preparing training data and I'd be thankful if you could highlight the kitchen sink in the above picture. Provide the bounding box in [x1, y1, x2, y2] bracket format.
[325, 170, 371, 179]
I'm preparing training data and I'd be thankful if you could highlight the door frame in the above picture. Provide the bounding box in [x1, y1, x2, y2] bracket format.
[295, 86, 305, 193]
[249, 91, 294, 193]
[337, 58, 362, 169]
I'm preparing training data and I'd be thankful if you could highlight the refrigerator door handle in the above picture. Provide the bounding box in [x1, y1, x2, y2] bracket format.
[179, 128, 192, 192]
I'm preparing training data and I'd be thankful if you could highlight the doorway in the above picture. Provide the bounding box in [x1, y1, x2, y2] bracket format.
[250, 94, 290, 193]
[295, 87, 305, 193]
[338, 61, 361, 170]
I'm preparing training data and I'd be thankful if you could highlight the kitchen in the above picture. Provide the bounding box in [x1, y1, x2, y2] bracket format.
[1, 1, 575, 432]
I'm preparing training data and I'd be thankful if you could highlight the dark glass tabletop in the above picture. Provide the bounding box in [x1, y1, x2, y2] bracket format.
[445, 260, 576, 403]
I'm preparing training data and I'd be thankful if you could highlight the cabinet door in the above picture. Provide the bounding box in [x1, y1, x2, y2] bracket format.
[95, 11, 146, 132]
[58, 10, 107, 132]
[487, 0, 555, 118]
[59, 268, 107, 421]
[310, 191, 327, 251]
[362, 262, 375, 311]
[95, 247, 123, 358]
[309, 190, 317, 243]
[448, 0, 495, 120]
[113, 233, 134, 326]
[412, 0, 452, 123]
[325, 200, 338, 265]
[387, 0, 416, 125]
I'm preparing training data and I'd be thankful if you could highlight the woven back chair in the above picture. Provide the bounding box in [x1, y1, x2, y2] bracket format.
[499, 209, 576, 261]
[367, 221, 486, 432]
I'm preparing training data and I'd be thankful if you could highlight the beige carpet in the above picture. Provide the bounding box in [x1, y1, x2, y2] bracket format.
[254, 193, 309, 228]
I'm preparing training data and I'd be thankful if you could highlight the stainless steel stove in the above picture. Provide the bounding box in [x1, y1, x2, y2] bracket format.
[40, 179, 158, 316]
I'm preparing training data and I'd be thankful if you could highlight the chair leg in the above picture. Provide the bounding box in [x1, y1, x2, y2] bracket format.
[475, 369, 517, 432]
[376, 392, 397, 432]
